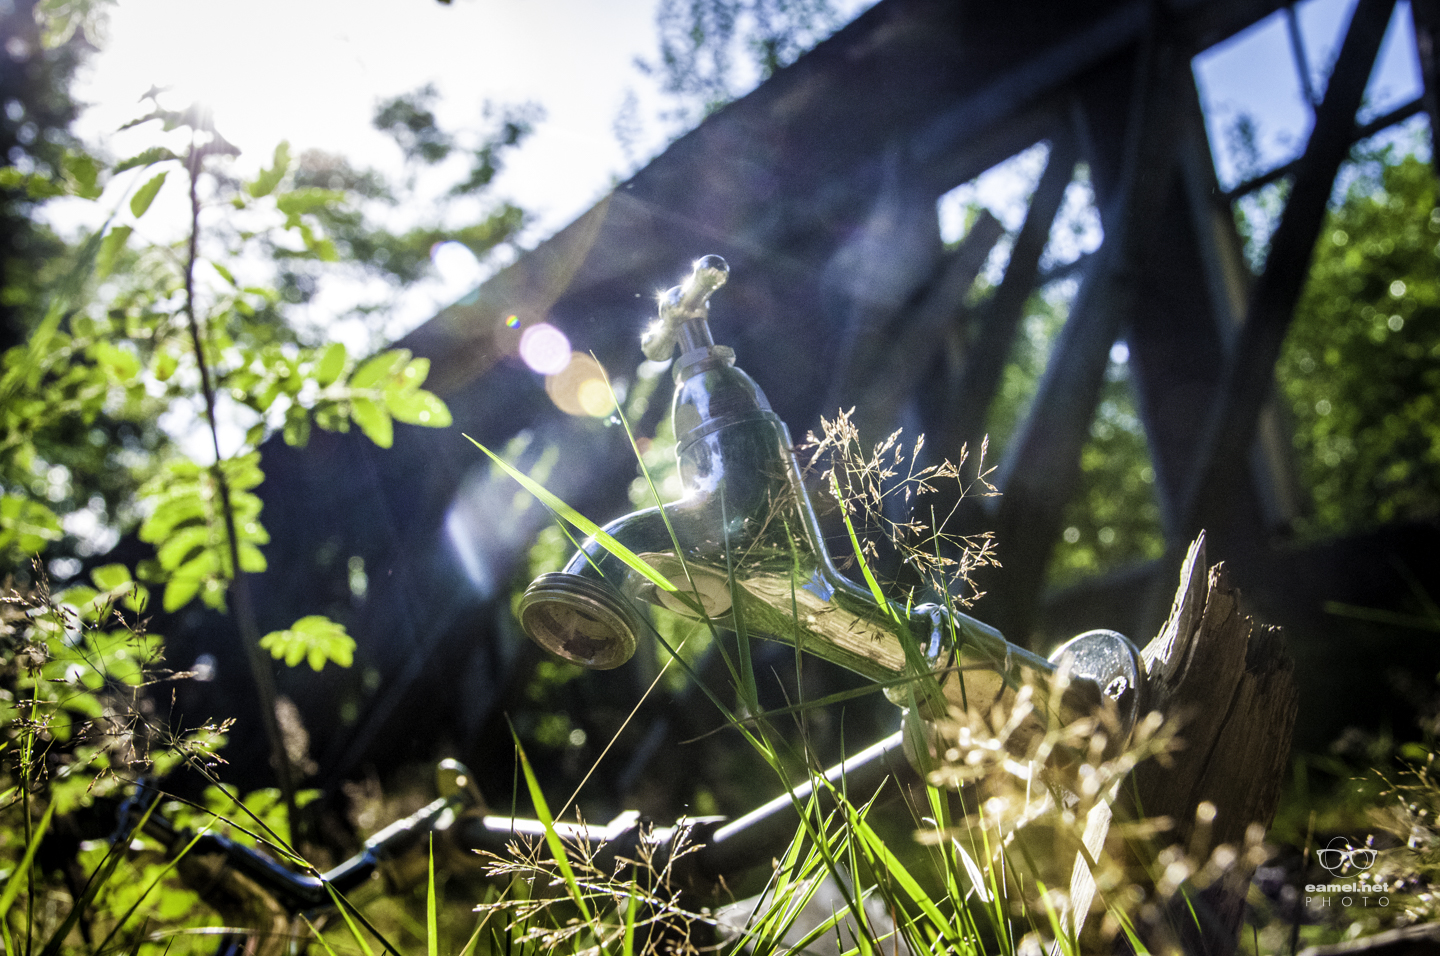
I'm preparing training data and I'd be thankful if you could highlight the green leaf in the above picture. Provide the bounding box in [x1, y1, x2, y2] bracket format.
[172, 545, 222, 582]
[113, 146, 179, 173]
[385, 387, 451, 428]
[238, 542, 267, 573]
[351, 397, 393, 448]
[156, 524, 209, 572]
[313, 342, 346, 387]
[248, 141, 290, 198]
[96, 225, 132, 279]
[282, 405, 311, 447]
[275, 187, 346, 226]
[90, 563, 132, 591]
[124, 584, 150, 614]
[152, 348, 179, 382]
[61, 150, 102, 199]
[310, 237, 339, 262]
[259, 615, 355, 671]
[400, 356, 431, 389]
[63, 690, 105, 719]
[139, 490, 206, 544]
[60, 584, 100, 611]
[0, 494, 62, 555]
[349, 348, 409, 389]
[92, 341, 141, 381]
[221, 453, 266, 491]
[129, 170, 167, 218]
[0, 167, 64, 200]
[162, 576, 200, 614]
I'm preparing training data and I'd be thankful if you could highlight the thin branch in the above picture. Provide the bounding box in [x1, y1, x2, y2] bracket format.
[180, 138, 304, 846]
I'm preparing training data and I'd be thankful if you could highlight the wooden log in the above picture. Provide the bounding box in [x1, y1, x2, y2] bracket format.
[1084, 533, 1299, 953]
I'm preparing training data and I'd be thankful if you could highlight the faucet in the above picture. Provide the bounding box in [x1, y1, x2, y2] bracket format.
[516, 256, 1143, 758]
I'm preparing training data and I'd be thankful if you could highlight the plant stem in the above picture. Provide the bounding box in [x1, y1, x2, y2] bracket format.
[181, 143, 303, 846]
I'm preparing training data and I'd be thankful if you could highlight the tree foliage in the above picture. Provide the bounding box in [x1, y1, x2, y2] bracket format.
[0, 7, 539, 864]
[0, 0, 554, 941]
[0, 0, 100, 353]
[638, 0, 844, 129]
[1277, 137, 1440, 536]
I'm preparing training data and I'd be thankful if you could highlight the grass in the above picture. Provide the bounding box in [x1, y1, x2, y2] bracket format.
[452, 414, 1212, 956]
[0, 410, 1369, 955]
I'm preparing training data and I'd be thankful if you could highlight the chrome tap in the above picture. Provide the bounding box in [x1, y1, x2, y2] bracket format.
[516, 256, 1142, 756]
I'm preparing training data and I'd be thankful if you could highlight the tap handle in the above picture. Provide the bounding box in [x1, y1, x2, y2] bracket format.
[642, 255, 729, 361]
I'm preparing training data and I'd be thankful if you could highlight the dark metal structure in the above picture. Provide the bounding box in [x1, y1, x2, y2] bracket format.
[218, 0, 1439, 808]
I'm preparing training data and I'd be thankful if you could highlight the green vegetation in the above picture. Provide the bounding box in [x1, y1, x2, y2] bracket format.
[633, 0, 844, 133]
[1278, 129, 1440, 538]
[0, 0, 1436, 951]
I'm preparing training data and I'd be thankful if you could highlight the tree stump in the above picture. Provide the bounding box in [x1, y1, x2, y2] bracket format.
[1086, 533, 1299, 953]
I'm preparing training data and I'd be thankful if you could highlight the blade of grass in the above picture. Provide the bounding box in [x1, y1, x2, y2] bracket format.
[301, 913, 346, 956]
[829, 474, 897, 624]
[427, 835, 438, 956]
[323, 884, 379, 956]
[93, 822, 213, 955]
[622, 881, 638, 956]
[719, 486, 759, 716]
[844, 804, 957, 947]
[465, 434, 676, 595]
[37, 793, 163, 956]
[0, 799, 55, 924]
[774, 888, 869, 956]
[512, 733, 593, 924]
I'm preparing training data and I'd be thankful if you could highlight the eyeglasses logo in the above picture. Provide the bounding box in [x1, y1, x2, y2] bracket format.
[1317, 837, 1376, 876]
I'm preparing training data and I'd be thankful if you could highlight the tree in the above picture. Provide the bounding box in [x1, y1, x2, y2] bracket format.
[0, 57, 535, 838]
[1276, 131, 1440, 538]
[0, 0, 98, 354]
[637, 0, 845, 132]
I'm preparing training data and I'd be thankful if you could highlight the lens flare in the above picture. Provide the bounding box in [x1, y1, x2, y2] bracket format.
[429, 240, 479, 283]
[504, 314, 520, 329]
[545, 353, 616, 417]
[519, 323, 571, 375]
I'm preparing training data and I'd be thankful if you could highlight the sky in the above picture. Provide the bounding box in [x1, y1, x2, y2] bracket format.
[66, 0, 878, 344]
[1191, 0, 1425, 189]
[63, 0, 1428, 343]
[74, 0, 669, 232]
[66, 0, 681, 340]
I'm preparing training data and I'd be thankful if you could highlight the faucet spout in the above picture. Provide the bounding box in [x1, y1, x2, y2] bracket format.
[515, 256, 1143, 754]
